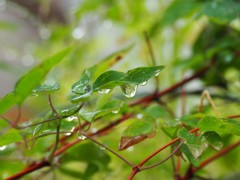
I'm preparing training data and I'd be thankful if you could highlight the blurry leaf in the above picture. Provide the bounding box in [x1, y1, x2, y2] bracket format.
[199, 0, 240, 24]
[178, 127, 199, 145]
[180, 143, 199, 167]
[0, 129, 22, 146]
[180, 113, 204, 128]
[119, 135, 148, 151]
[0, 161, 24, 180]
[92, 45, 133, 79]
[198, 116, 240, 136]
[59, 105, 81, 116]
[0, 47, 72, 114]
[32, 82, 60, 95]
[144, 104, 170, 119]
[150, 0, 200, 35]
[122, 121, 155, 137]
[119, 120, 155, 151]
[61, 142, 110, 167]
[79, 100, 123, 122]
[0, 21, 17, 31]
[178, 127, 206, 159]
[203, 131, 223, 151]
[59, 167, 83, 179]
[84, 163, 99, 178]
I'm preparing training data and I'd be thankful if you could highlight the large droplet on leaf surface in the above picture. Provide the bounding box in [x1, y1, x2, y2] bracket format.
[120, 84, 137, 98]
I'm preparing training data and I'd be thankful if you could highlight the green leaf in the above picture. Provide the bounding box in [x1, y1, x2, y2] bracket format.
[92, 45, 133, 79]
[121, 66, 165, 85]
[198, 116, 240, 136]
[150, 0, 200, 35]
[32, 82, 60, 95]
[203, 132, 223, 151]
[93, 70, 125, 90]
[178, 127, 199, 145]
[180, 113, 204, 128]
[59, 105, 81, 116]
[144, 103, 170, 119]
[0, 47, 72, 114]
[61, 142, 110, 166]
[180, 143, 199, 167]
[93, 65, 165, 91]
[0, 129, 22, 147]
[122, 120, 155, 137]
[199, 1, 240, 24]
[79, 100, 123, 122]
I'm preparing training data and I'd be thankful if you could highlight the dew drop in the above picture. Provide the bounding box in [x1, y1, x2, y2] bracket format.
[154, 70, 160, 76]
[112, 108, 119, 114]
[78, 134, 87, 140]
[212, 141, 223, 151]
[66, 116, 78, 121]
[91, 127, 98, 133]
[0, 145, 6, 151]
[100, 146, 106, 150]
[136, 114, 143, 119]
[98, 89, 111, 94]
[64, 132, 72, 136]
[140, 81, 147, 86]
[121, 84, 137, 98]
[127, 146, 134, 152]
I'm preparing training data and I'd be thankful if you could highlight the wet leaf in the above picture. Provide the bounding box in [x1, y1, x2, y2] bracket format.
[0, 129, 22, 146]
[119, 121, 155, 151]
[202, 131, 223, 151]
[180, 144, 199, 167]
[32, 82, 60, 95]
[79, 100, 123, 122]
[119, 135, 148, 151]
[198, 116, 240, 136]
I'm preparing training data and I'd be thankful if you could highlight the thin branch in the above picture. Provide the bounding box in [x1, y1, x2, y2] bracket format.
[199, 90, 220, 116]
[139, 141, 184, 171]
[48, 94, 58, 115]
[79, 130, 136, 167]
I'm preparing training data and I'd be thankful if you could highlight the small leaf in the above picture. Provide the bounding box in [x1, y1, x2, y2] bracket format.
[0, 129, 22, 146]
[93, 70, 125, 90]
[144, 104, 170, 119]
[199, 116, 240, 136]
[202, 132, 223, 151]
[79, 100, 123, 122]
[180, 113, 203, 128]
[178, 127, 199, 145]
[72, 73, 90, 94]
[121, 66, 165, 85]
[119, 121, 155, 151]
[180, 144, 199, 167]
[59, 105, 81, 116]
[32, 82, 60, 95]
[70, 85, 93, 103]
[119, 135, 148, 151]
[122, 121, 155, 137]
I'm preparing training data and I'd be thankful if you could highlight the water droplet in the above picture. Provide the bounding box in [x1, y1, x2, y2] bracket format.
[121, 84, 137, 98]
[72, 27, 85, 39]
[127, 146, 134, 152]
[154, 70, 160, 76]
[140, 81, 147, 86]
[188, 144, 207, 159]
[136, 114, 143, 119]
[78, 134, 87, 140]
[0, 145, 6, 151]
[64, 132, 72, 136]
[83, 85, 91, 93]
[100, 146, 106, 150]
[112, 108, 119, 114]
[98, 89, 111, 94]
[212, 141, 223, 151]
[91, 127, 98, 133]
[66, 116, 78, 121]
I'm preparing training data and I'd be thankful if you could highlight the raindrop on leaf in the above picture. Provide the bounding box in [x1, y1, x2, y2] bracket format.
[140, 81, 147, 86]
[78, 134, 87, 140]
[121, 84, 137, 98]
[98, 89, 111, 94]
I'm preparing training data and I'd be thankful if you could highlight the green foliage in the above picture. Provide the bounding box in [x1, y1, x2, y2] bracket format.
[1, 0, 240, 179]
